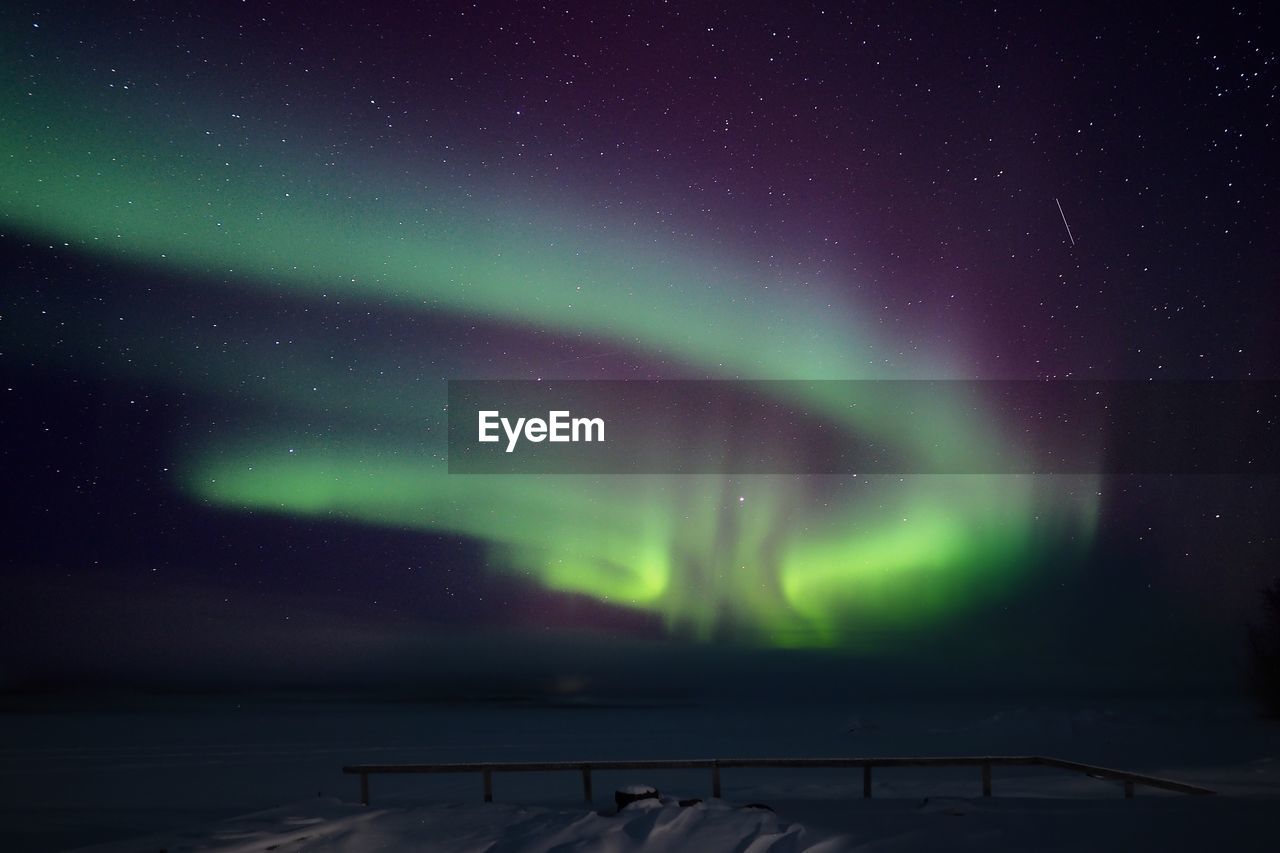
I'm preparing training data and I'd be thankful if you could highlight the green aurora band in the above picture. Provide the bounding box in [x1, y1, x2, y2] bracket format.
[1, 59, 1098, 647]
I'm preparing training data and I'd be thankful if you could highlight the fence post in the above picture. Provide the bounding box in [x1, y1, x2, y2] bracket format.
[1124, 780, 1134, 799]
[863, 765, 872, 798]
[582, 766, 593, 804]
[483, 768, 493, 803]
[711, 761, 722, 798]
[982, 762, 992, 797]
[360, 772, 369, 806]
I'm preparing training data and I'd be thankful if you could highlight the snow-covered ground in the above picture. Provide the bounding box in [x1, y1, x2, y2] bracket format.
[2, 697, 1277, 851]
[59, 790, 1280, 853]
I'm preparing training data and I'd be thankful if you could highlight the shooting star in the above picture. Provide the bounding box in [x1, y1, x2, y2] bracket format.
[1054, 197, 1076, 247]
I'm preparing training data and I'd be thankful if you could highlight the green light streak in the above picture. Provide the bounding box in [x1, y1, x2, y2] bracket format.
[1, 57, 1100, 646]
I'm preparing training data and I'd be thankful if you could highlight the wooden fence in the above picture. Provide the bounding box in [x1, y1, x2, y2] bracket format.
[342, 755, 1215, 806]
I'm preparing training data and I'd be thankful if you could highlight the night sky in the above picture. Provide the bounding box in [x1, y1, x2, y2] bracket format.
[1, 1, 1277, 699]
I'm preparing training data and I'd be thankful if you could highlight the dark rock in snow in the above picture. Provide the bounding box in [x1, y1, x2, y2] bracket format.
[615, 785, 660, 811]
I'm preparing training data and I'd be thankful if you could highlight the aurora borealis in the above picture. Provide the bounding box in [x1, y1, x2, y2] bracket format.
[0, 12, 1094, 649]
[2, 2, 1276, 691]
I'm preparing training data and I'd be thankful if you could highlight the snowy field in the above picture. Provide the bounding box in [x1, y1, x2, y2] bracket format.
[2, 697, 1278, 851]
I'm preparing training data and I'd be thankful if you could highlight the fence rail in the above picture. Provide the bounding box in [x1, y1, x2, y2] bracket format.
[341, 755, 1215, 805]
